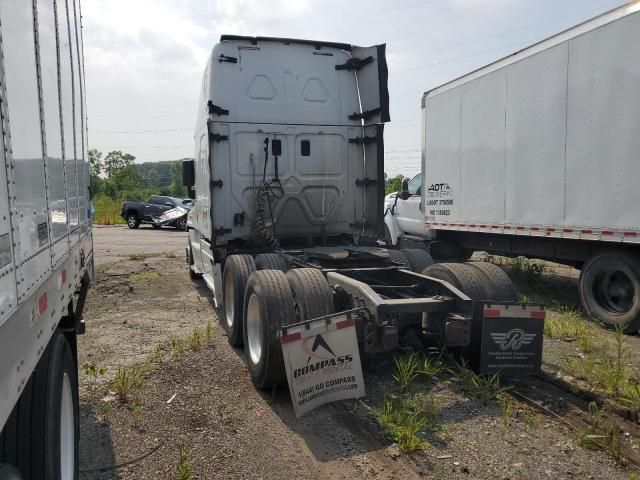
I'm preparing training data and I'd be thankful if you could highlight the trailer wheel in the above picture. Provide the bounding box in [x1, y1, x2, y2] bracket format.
[401, 248, 435, 273]
[422, 263, 489, 300]
[286, 268, 335, 321]
[222, 254, 256, 346]
[466, 262, 518, 301]
[126, 213, 140, 229]
[243, 270, 297, 388]
[385, 249, 410, 268]
[580, 251, 640, 333]
[255, 253, 289, 272]
[0, 330, 79, 480]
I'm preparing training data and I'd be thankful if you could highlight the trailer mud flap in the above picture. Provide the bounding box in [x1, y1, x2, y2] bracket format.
[281, 312, 365, 417]
[477, 303, 545, 374]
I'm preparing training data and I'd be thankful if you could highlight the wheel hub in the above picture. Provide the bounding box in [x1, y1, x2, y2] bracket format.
[246, 293, 263, 365]
[594, 268, 635, 315]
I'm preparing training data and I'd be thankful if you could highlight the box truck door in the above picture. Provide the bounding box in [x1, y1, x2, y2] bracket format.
[346, 45, 390, 125]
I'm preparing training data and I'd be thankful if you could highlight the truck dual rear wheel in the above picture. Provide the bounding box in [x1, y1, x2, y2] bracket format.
[422, 263, 489, 300]
[0, 330, 79, 480]
[255, 253, 289, 272]
[286, 268, 335, 321]
[580, 251, 640, 333]
[386, 249, 410, 268]
[243, 270, 297, 388]
[222, 255, 256, 346]
[400, 248, 434, 273]
[466, 262, 518, 301]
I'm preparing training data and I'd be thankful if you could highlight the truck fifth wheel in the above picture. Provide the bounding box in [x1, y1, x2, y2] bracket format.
[183, 36, 545, 413]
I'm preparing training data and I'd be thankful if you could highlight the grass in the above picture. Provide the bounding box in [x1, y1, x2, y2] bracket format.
[111, 365, 145, 403]
[177, 444, 193, 480]
[565, 325, 627, 396]
[379, 396, 439, 454]
[93, 195, 125, 225]
[127, 271, 161, 282]
[579, 403, 622, 461]
[392, 353, 445, 393]
[170, 324, 214, 358]
[450, 359, 509, 406]
[82, 361, 107, 401]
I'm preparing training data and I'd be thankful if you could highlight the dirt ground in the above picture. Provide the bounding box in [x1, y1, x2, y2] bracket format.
[78, 225, 635, 479]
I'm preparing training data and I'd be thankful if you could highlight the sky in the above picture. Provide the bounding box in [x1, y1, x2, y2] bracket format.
[83, 0, 623, 177]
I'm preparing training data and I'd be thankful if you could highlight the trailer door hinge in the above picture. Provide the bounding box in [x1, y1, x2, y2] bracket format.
[335, 56, 373, 71]
[348, 107, 381, 121]
[355, 177, 377, 187]
[210, 133, 229, 142]
[210, 179, 223, 188]
[207, 101, 229, 116]
[214, 226, 232, 236]
[218, 54, 238, 63]
[348, 135, 377, 145]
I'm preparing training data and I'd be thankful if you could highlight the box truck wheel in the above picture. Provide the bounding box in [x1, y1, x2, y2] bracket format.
[255, 253, 289, 272]
[0, 329, 79, 480]
[422, 263, 489, 300]
[385, 249, 410, 268]
[580, 251, 640, 333]
[126, 213, 140, 229]
[222, 254, 256, 346]
[286, 268, 335, 321]
[466, 262, 518, 301]
[401, 249, 435, 273]
[243, 270, 296, 388]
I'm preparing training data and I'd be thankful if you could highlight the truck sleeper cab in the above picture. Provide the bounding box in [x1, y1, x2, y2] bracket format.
[184, 36, 544, 399]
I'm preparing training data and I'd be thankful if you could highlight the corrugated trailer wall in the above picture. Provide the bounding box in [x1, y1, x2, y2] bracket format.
[423, 5, 640, 242]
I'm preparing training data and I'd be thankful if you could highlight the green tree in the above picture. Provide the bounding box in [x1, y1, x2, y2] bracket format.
[103, 150, 136, 178]
[385, 174, 404, 194]
[88, 148, 103, 196]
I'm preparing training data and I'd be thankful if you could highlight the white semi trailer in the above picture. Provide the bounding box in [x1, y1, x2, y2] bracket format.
[184, 36, 546, 405]
[388, 2, 640, 332]
[0, 1, 92, 479]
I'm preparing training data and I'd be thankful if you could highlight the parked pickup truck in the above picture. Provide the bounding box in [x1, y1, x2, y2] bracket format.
[121, 195, 190, 230]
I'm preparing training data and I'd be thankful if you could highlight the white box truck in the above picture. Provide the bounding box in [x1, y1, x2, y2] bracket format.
[394, 1, 640, 332]
[183, 36, 546, 409]
[0, 1, 92, 478]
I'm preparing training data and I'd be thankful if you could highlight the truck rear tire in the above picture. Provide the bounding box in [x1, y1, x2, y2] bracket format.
[401, 249, 434, 273]
[466, 262, 518, 301]
[422, 263, 489, 300]
[255, 253, 289, 272]
[580, 251, 640, 333]
[222, 254, 256, 346]
[386, 249, 410, 268]
[126, 213, 140, 229]
[0, 330, 79, 480]
[243, 270, 297, 388]
[286, 268, 335, 321]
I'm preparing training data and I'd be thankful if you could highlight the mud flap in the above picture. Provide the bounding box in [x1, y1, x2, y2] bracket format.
[280, 311, 365, 417]
[474, 303, 545, 374]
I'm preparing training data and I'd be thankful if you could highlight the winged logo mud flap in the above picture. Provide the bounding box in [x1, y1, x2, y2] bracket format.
[475, 303, 545, 374]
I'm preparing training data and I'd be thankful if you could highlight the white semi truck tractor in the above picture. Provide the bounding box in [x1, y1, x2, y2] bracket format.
[183, 35, 545, 413]
[386, 2, 640, 332]
[0, 1, 93, 479]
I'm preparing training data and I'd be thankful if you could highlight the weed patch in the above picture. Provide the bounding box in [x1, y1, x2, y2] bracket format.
[93, 195, 125, 225]
[579, 403, 621, 461]
[379, 396, 439, 454]
[177, 444, 193, 480]
[450, 359, 508, 406]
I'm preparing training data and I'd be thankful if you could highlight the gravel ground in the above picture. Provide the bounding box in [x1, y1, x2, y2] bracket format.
[78, 226, 635, 479]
